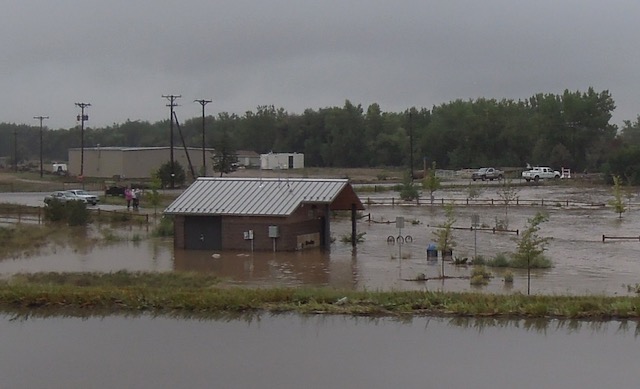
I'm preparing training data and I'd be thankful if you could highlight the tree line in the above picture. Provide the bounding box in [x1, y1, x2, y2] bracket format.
[2, 87, 640, 182]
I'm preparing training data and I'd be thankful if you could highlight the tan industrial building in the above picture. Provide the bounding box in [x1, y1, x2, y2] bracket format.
[68, 147, 217, 179]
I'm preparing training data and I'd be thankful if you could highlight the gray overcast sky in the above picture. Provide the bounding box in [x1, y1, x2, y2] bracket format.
[2, 0, 639, 130]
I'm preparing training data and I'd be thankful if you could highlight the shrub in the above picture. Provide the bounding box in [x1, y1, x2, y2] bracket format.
[153, 217, 174, 237]
[487, 252, 510, 267]
[340, 232, 366, 244]
[66, 201, 90, 226]
[470, 274, 489, 286]
[43, 199, 66, 222]
[503, 270, 514, 283]
[44, 199, 89, 226]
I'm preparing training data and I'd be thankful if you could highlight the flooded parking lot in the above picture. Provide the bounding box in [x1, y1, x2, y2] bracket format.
[1, 183, 639, 296]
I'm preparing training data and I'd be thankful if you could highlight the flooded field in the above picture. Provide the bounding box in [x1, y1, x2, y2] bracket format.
[1, 183, 639, 295]
[1, 313, 639, 389]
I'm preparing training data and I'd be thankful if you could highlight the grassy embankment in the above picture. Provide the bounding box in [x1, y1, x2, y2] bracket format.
[1, 271, 640, 320]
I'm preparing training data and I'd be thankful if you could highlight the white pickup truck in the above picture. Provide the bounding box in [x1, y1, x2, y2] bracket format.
[522, 167, 561, 182]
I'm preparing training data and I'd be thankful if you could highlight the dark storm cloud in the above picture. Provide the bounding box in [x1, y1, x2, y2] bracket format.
[2, 0, 639, 129]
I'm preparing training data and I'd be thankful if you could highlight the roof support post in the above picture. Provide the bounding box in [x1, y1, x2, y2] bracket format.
[351, 203, 357, 247]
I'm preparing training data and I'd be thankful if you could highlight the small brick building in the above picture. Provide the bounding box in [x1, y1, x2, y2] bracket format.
[164, 177, 364, 251]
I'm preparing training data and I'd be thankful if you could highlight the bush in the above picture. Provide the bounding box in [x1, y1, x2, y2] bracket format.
[503, 270, 514, 283]
[44, 199, 89, 226]
[66, 201, 90, 226]
[153, 217, 174, 237]
[487, 252, 510, 267]
[43, 199, 66, 222]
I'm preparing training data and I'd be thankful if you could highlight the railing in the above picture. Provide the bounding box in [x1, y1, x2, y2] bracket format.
[363, 196, 612, 208]
[0, 205, 43, 225]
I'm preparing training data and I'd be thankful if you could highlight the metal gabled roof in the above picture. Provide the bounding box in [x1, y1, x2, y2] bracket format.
[164, 177, 358, 216]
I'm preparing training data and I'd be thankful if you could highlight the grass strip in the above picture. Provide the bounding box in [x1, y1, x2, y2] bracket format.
[1, 271, 640, 320]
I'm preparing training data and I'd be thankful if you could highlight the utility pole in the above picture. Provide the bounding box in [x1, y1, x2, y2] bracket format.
[13, 128, 18, 172]
[409, 110, 414, 181]
[34, 115, 49, 178]
[75, 102, 91, 178]
[162, 94, 181, 188]
[194, 99, 212, 177]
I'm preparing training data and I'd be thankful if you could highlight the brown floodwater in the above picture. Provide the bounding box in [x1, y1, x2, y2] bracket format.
[1, 313, 639, 389]
[1, 184, 639, 295]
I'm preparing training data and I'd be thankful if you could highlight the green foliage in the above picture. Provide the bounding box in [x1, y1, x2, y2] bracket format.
[422, 161, 441, 204]
[146, 174, 163, 215]
[66, 200, 90, 226]
[497, 179, 519, 228]
[340, 232, 366, 244]
[0, 87, 621, 172]
[487, 253, 510, 267]
[503, 270, 514, 283]
[153, 217, 174, 237]
[433, 204, 456, 277]
[43, 199, 66, 222]
[43, 199, 89, 226]
[156, 161, 186, 188]
[212, 123, 239, 176]
[513, 212, 552, 268]
[399, 172, 419, 201]
[608, 175, 626, 218]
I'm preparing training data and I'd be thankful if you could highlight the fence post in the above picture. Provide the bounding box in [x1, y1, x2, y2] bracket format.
[602, 234, 605, 243]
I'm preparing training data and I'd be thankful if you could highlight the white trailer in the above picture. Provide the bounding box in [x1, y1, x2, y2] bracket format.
[260, 153, 304, 170]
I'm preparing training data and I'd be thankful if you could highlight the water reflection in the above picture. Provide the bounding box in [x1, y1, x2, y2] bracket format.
[173, 248, 358, 288]
[2, 313, 640, 389]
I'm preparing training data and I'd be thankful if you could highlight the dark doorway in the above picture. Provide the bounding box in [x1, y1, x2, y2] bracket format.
[288, 155, 294, 169]
[184, 216, 222, 250]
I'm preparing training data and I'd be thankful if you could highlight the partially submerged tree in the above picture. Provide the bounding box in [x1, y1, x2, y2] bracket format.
[399, 171, 420, 202]
[497, 178, 519, 228]
[432, 204, 456, 278]
[513, 212, 550, 294]
[422, 161, 441, 205]
[608, 175, 626, 218]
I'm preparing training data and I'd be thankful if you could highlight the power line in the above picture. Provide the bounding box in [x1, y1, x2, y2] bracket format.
[34, 115, 49, 178]
[194, 99, 212, 176]
[162, 94, 181, 188]
[75, 102, 91, 179]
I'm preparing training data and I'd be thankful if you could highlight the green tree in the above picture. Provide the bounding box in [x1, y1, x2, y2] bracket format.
[146, 174, 163, 216]
[433, 204, 456, 278]
[156, 161, 186, 188]
[212, 123, 238, 177]
[609, 175, 626, 218]
[496, 179, 519, 229]
[422, 161, 441, 205]
[513, 212, 550, 295]
[399, 171, 419, 202]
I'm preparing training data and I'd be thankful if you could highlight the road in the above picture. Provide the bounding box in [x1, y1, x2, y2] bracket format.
[0, 191, 128, 211]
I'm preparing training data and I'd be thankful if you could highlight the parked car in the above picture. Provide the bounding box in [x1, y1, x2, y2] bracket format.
[43, 191, 87, 206]
[105, 185, 126, 197]
[66, 189, 99, 205]
[522, 166, 561, 182]
[472, 167, 504, 181]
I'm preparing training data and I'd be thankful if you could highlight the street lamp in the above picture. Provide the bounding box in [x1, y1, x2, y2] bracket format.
[195, 99, 212, 176]
[75, 102, 91, 178]
[34, 116, 49, 178]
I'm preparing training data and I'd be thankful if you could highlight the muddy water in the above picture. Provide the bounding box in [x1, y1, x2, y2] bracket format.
[1, 313, 639, 389]
[1, 184, 639, 295]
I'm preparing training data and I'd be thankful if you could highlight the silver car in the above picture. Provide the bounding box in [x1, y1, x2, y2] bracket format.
[66, 189, 99, 205]
[43, 191, 88, 206]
